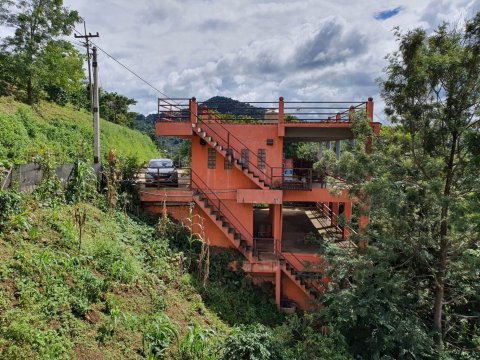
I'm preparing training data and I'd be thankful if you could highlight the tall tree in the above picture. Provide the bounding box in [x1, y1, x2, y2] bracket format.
[381, 17, 480, 350]
[0, 0, 80, 103]
[322, 14, 480, 358]
[99, 90, 137, 126]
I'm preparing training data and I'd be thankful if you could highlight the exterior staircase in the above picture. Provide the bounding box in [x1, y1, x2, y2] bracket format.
[192, 123, 271, 189]
[192, 191, 254, 262]
[193, 187, 319, 301]
[279, 257, 317, 298]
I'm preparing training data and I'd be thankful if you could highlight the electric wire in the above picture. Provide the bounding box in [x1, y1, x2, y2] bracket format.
[72, 28, 181, 110]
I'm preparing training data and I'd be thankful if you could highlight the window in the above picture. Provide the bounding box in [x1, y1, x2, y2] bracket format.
[258, 149, 266, 170]
[208, 148, 216, 169]
[224, 157, 232, 170]
[241, 149, 249, 167]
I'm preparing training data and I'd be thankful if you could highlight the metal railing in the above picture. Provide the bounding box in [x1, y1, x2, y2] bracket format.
[191, 170, 254, 246]
[270, 167, 313, 190]
[316, 202, 358, 241]
[157, 98, 191, 122]
[158, 98, 369, 124]
[198, 100, 279, 123]
[284, 101, 367, 123]
[195, 118, 274, 185]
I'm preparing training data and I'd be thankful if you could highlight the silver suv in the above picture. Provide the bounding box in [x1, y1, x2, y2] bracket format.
[145, 159, 178, 187]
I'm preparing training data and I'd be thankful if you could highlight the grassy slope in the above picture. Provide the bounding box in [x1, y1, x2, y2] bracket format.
[0, 96, 159, 166]
[0, 199, 227, 359]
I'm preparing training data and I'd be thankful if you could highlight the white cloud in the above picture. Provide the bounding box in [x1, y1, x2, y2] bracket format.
[63, 0, 479, 116]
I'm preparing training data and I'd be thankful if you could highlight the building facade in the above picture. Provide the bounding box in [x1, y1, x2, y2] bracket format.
[141, 97, 381, 310]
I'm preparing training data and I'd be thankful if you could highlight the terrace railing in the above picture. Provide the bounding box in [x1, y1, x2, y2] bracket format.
[157, 97, 373, 124]
[283, 101, 367, 123]
[157, 98, 191, 122]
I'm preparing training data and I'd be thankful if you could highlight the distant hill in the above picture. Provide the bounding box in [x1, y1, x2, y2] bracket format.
[200, 96, 266, 119]
[133, 96, 267, 136]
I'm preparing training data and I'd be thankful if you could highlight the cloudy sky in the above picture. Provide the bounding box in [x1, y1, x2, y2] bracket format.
[63, 0, 479, 118]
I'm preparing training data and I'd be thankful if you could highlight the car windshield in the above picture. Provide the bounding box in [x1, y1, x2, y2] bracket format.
[149, 160, 173, 168]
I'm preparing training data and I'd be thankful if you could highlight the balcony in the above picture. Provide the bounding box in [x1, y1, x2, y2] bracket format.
[156, 97, 376, 133]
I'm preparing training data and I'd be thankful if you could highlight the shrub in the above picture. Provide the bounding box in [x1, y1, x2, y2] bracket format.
[142, 313, 178, 359]
[0, 190, 23, 230]
[177, 324, 217, 360]
[220, 324, 285, 360]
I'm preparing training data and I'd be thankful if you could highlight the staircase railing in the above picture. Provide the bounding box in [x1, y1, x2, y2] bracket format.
[316, 202, 358, 241]
[191, 170, 253, 246]
[194, 113, 275, 186]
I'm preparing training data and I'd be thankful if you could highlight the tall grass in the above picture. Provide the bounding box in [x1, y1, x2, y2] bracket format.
[0, 96, 159, 166]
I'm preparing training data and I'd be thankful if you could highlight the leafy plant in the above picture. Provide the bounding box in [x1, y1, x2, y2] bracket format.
[220, 324, 285, 360]
[177, 324, 217, 360]
[142, 313, 178, 359]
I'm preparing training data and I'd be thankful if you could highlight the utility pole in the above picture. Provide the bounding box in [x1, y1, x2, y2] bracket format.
[92, 47, 101, 164]
[74, 23, 100, 164]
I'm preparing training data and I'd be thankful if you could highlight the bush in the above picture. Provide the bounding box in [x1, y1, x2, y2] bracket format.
[177, 324, 217, 360]
[0, 190, 23, 230]
[220, 324, 285, 360]
[142, 313, 178, 359]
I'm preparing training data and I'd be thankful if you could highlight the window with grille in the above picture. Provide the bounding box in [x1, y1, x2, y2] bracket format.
[224, 156, 232, 170]
[241, 149, 249, 167]
[208, 148, 216, 169]
[258, 149, 266, 169]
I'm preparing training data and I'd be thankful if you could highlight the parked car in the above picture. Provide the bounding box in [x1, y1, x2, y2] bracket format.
[145, 159, 178, 187]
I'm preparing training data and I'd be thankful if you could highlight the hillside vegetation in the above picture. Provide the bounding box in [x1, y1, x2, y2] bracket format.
[0, 185, 336, 359]
[0, 97, 159, 167]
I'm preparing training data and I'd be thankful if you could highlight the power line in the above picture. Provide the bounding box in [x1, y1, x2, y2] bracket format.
[72, 28, 181, 110]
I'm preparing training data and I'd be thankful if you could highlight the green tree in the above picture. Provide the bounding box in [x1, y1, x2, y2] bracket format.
[37, 40, 85, 105]
[322, 15, 480, 358]
[297, 142, 319, 162]
[99, 90, 137, 126]
[0, 0, 80, 104]
[380, 17, 480, 351]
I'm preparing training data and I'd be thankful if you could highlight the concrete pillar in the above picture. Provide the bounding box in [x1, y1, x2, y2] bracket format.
[272, 204, 283, 254]
[190, 97, 197, 123]
[325, 141, 331, 150]
[318, 141, 323, 160]
[332, 202, 339, 226]
[276, 266, 281, 309]
[335, 140, 341, 160]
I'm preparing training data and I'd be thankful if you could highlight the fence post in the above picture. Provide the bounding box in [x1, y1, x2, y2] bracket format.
[278, 97, 284, 123]
[190, 97, 197, 124]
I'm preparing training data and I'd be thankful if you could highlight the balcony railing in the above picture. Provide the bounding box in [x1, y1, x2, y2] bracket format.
[270, 167, 329, 191]
[157, 97, 373, 124]
[157, 98, 191, 122]
[283, 101, 367, 123]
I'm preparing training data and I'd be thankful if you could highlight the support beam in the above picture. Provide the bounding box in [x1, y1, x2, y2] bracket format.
[276, 266, 281, 309]
[335, 140, 341, 160]
[332, 202, 339, 226]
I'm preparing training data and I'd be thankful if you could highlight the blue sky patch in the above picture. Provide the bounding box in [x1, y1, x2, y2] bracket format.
[375, 7, 402, 20]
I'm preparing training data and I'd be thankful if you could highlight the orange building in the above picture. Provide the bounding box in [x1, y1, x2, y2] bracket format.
[141, 97, 381, 311]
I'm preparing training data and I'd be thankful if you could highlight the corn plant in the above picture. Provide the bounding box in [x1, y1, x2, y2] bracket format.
[142, 314, 178, 359]
[177, 325, 217, 360]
